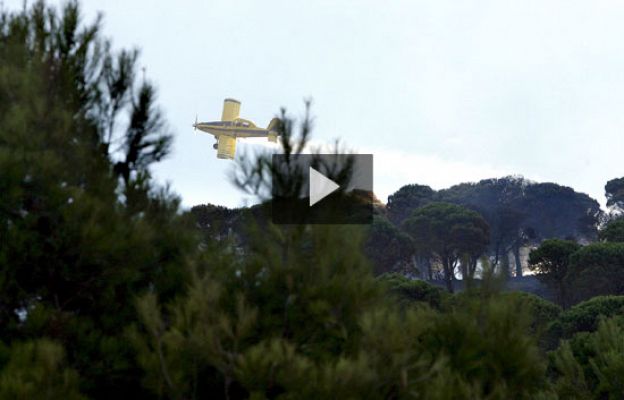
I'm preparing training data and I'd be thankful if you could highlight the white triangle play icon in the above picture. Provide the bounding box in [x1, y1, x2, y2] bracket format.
[309, 167, 340, 207]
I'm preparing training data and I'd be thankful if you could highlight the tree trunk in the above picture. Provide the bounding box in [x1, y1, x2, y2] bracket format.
[469, 257, 478, 277]
[500, 253, 510, 279]
[460, 261, 468, 281]
[443, 258, 454, 293]
[426, 257, 432, 281]
[492, 242, 502, 268]
[513, 245, 523, 277]
[410, 255, 418, 277]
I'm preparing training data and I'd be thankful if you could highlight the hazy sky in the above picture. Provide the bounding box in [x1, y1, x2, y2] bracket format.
[7, 0, 624, 208]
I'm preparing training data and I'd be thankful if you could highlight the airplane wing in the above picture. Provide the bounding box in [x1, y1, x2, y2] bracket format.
[216, 135, 237, 159]
[221, 98, 240, 121]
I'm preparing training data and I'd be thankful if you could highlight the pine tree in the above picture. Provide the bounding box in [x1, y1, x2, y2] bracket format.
[0, 1, 195, 397]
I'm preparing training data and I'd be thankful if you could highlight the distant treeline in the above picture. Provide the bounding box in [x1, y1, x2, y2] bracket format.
[193, 175, 622, 292]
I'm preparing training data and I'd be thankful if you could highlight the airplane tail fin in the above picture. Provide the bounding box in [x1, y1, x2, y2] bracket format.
[267, 118, 281, 143]
[267, 117, 281, 133]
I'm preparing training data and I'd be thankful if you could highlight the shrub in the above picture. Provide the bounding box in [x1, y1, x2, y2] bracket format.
[502, 291, 562, 332]
[549, 296, 624, 341]
[420, 296, 551, 398]
[550, 316, 624, 399]
[568, 243, 624, 302]
[378, 273, 449, 309]
[599, 218, 624, 243]
[0, 339, 84, 400]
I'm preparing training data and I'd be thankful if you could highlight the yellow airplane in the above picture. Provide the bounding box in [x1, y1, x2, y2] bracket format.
[193, 98, 280, 159]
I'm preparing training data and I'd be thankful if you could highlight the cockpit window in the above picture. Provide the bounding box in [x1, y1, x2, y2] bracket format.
[235, 120, 252, 127]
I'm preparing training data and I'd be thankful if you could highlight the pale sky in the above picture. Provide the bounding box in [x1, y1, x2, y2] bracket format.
[7, 0, 624, 208]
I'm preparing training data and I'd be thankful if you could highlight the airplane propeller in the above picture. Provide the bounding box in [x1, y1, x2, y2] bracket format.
[193, 114, 198, 134]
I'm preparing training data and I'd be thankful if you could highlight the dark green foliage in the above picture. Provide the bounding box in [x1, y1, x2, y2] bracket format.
[190, 203, 253, 250]
[113, 83, 172, 186]
[0, 1, 194, 397]
[599, 218, 624, 243]
[363, 216, 415, 275]
[605, 177, 624, 213]
[521, 182, 601, 242]
[551, 316, 624, 399]
[420, 295, 550, 399]
[438, 177, 601, 244]
[550, 332, 595, 399]
[403, 202, 490, 292]
[386, 177, 602, 278]
[478, 205, 527, 276]
[132, 266, 554, 399]
[378, 273, 449, 309]
[529, 239, 581, 307]
[551, 296, 624, 339]
[568, 243, 624, 302]
[438, 178, 529, 275]
[502, 292, 562, 333]
[496, 292, 562, 351]
[0, 339, 84, 399]
[386, 184, 435, 225]
[130, 224, 385, 399]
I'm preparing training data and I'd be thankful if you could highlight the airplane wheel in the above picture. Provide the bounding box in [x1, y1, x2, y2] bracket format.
[213, 143, 218, 150]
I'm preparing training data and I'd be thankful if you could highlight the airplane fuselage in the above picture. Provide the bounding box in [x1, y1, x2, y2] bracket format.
[194, 121, 274, 138]
[194, 99, 280, 159]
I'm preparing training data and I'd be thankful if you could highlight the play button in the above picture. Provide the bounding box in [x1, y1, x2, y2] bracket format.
[309, 167, 340, 206]
[271, 154, 373, 224]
